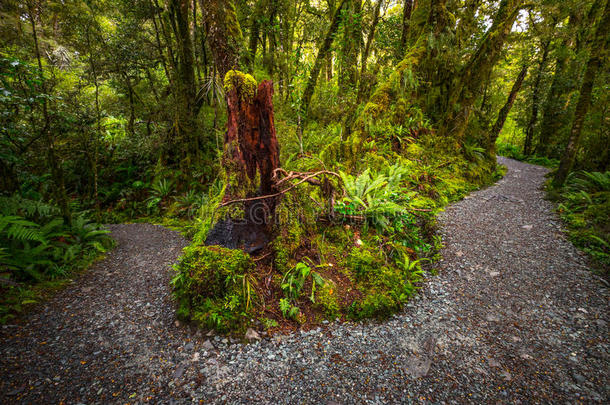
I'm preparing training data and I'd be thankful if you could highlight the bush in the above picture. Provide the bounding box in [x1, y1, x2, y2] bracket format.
[555, 171, 610, 274]
[171, 245, 257, 332]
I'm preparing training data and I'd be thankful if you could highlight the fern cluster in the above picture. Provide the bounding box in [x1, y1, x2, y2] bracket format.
[0, 195, 112, 283]
[557, 171, 610, 274]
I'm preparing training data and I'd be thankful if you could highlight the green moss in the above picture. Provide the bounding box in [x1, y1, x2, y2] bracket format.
[346, 246, 384, 281]
[223, 70, 257, 102]
[314, 280, 340, 319]
[171, 245, 256, 333]
[349, 292, 401, 320]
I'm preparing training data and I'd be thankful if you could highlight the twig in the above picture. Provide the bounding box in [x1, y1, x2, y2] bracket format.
[253, 252, 272, 262]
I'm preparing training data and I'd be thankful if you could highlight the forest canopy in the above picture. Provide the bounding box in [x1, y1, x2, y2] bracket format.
[1, 0, 608, 329]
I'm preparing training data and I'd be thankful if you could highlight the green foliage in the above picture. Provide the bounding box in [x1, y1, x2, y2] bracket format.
[0, 196, 112, 283]
[314, 280, 340, 319]
[0, 195, 112, 323]
[171, 245, 257, 332]
[555, 171, 610, 274]
[337, 163, 411, 232]
[174, 189, 209, 219]
[496, 142, 559, 168]
[278, 260, 325, 321]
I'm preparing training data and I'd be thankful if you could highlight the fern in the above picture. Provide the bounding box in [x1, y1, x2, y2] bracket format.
[567, 171, 610, 193]
[0, 195, 60, 219]
[0, 215, 44, 242]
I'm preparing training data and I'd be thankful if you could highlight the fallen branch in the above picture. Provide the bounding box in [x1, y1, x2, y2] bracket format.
[220, 170, 341, 207]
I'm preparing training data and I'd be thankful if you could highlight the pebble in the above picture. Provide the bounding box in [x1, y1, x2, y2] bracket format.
[0, 160, 607, 404]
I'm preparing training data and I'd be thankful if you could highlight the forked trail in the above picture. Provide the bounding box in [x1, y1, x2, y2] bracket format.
[1, 157, 608, 403]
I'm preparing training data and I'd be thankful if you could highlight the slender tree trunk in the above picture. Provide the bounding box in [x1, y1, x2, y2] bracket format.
[247, 0, 264, 71]
[338, 0, 362, 95]
[86, 27, 101, 219]
[169, 0, 199, 168]
[398, 0, 414, 58]
[536, 12, 583, 156]
[301, 0, 348, 118]
[439, 0, 523, 143]
[357, 0, 383, 102]
[489, 64, 528, 147]
[554, 1, 608, 187]
[27, 1, 71, 226]
[523, 38, 550, 155]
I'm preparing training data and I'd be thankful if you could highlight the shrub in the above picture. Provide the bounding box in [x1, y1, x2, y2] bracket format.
[171, 245, 257, 332]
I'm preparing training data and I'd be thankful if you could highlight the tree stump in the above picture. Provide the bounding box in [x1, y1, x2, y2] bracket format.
[205, 71, 281, 253]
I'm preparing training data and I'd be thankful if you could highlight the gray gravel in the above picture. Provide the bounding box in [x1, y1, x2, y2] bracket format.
[1, 157, 608, 403]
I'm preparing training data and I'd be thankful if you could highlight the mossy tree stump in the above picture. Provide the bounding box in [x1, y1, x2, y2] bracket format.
[222, 70, 281, 220]
[205, 71, 281, 252]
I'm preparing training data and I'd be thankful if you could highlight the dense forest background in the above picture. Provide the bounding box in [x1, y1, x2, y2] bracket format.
[1, 0, 608, 328]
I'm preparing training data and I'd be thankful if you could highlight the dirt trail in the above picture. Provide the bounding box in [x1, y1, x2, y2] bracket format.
[1, 158, 608, 403]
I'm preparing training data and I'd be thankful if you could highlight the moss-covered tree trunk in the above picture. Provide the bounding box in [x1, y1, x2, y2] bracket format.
[489, 64, 528, 147]
[301, 0, 348, 118]
[398, 0, 414, 58]
[203, 0, 281, 229]
[535, 35, 575, 155]
[338, 0, 362, 95]
[357, 0, 383, 103]
[200, 0, 242, 79]
[28, 1, 72, 226]
[438, 0, 523, 144]
[523, 38, 551, 156]
[553, 0, 608, 187]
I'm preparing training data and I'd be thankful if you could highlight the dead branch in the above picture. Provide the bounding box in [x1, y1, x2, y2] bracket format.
[220, 170, 341, 207]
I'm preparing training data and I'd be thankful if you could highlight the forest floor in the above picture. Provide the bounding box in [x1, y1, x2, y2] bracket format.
[0, 157, 608, 403]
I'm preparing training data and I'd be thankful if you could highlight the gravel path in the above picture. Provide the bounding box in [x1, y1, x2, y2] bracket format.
[1, 157, 608, 403]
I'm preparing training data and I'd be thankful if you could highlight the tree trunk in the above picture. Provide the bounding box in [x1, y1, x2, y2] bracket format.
[357, 0, 383, 103]
[301, 0, 348, 118]
[553, 1, 608, 187]
[398, 0, 414, 58]
[489, 64, 528, 147]
[535, 12, 582, 156]
[27, 1, 71, 226]
[439, 0, 523, 143]
[338, 0, 362, 95]
[247, 0, 264, 71]
[200, 0, 242, 79]
[523, 38, 550, 155]
[86, 26, 101, 219]
[172, 0, 199, 166]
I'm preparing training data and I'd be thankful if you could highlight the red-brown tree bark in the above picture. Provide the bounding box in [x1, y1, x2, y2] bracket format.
[224, 79, 280, 199]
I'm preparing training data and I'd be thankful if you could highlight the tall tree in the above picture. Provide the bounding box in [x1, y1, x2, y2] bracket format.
[301, 0, 348, 118]
[398, 0, 414, 58]
[26, 0, 72, 226]
[554, 0, 608, 186]
[489, 64, 529, 146]
[439, 0, 524, 144]
[523, 36, 551, 155]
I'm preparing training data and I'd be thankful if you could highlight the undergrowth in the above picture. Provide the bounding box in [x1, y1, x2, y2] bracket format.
[553, 171, 610, 276]
[496, 142, 559, 168]
[171, 118, 503, 334]
[0, 195, 114, 323]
